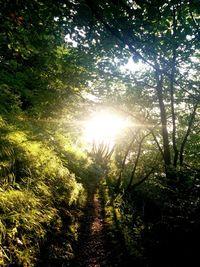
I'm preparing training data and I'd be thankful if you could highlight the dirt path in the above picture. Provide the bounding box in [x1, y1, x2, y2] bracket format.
[71, 186, 110, 267]
[38, 183, 134, 267]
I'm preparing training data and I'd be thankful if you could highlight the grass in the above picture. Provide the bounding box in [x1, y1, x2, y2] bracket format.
[0, 114, 88, 266]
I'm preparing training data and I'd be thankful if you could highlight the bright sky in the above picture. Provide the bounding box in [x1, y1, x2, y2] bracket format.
[120, 57, 147, 73]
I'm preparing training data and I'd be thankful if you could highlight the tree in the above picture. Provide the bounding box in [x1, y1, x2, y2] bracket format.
[65, 0, 200, 179]
[0, 0, 93, 119]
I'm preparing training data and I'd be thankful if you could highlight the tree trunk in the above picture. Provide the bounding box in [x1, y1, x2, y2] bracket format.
[115, 133, 136, 192]
[126, 133, 149, 191]
[155, 71, 171, 173]
[180, 104, 197, 166]
[170, 6, 179, 167]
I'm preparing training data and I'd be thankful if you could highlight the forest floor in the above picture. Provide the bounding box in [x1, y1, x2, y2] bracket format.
[38, 182, 135, 267]
[70, 182, 136, 267]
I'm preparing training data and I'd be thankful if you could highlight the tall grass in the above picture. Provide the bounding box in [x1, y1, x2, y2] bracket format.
[0, 115, 88, 266]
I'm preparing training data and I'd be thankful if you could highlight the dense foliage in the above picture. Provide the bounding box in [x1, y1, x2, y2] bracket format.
[0, 0, 199, 266]
[0, 1, 93, 265]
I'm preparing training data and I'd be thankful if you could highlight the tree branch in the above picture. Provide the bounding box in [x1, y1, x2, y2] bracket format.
[155, 70, 171, 167]
[84, 0, 157, 69]
[170, 5, 179, 167]
[131, 167, 155, 190]
[126, 132, 151, 191]
[115, 132, 137, 191]
[179, 103, 198, 166]
[150, 130, 164, 159]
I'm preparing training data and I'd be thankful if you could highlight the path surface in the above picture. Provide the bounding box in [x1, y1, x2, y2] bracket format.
[38, 184, 134, 267]
[71, 186, 111, 267]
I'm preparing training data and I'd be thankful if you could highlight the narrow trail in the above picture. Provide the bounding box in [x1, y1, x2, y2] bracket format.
[38, 183, 135, 267]
[71, 185, 111, 267]
[71, 182, 135, 267]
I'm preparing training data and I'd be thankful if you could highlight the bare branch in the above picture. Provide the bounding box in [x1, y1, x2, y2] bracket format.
[131, 167, 155, 190]
[180, 103, 198, 166]
[150, 130, 164, 159]
[115, 132, 137, 191]
[126, 132, 151, 191]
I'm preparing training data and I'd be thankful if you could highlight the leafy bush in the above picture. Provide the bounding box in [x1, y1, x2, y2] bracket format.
[0, 115, 87, 266]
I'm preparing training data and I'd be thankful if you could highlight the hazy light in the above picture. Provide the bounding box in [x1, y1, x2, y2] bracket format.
[84, 111, 129, 148]
[120, 57, 147, 73]
[65, 34, 78, 47]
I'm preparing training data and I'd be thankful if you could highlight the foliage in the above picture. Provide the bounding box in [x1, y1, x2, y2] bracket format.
[0, 112, 90, 266]
[0, 0, 200, 266]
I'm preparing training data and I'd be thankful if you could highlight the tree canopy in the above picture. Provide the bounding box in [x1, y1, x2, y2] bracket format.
[0, 0, 200, 266]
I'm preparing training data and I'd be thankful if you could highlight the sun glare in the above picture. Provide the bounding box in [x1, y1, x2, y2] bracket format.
[84, 111, 128, 148]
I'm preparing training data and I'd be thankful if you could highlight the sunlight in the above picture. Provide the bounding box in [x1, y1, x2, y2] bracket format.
[120, 57, 148, 73]
[84, 111, 129, 148]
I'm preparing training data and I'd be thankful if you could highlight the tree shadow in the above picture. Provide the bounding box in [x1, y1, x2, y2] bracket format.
[98, 182, 146, 267]
[70, 181, 109, 267]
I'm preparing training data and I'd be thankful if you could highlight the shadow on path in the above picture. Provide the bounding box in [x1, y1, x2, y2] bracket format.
[70, 180, 141, 267]
[38, 180, 141, 267]
[70, 182, 110, 267]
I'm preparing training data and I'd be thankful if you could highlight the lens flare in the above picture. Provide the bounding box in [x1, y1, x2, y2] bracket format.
[84, 111, 129, 147]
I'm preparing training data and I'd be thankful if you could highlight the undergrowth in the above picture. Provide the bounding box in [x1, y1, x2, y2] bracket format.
[0, 114, 89, 266]
[103, 170, 200, 267]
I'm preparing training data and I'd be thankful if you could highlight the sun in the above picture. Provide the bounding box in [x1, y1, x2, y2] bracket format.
[84, 111, 128, 148]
